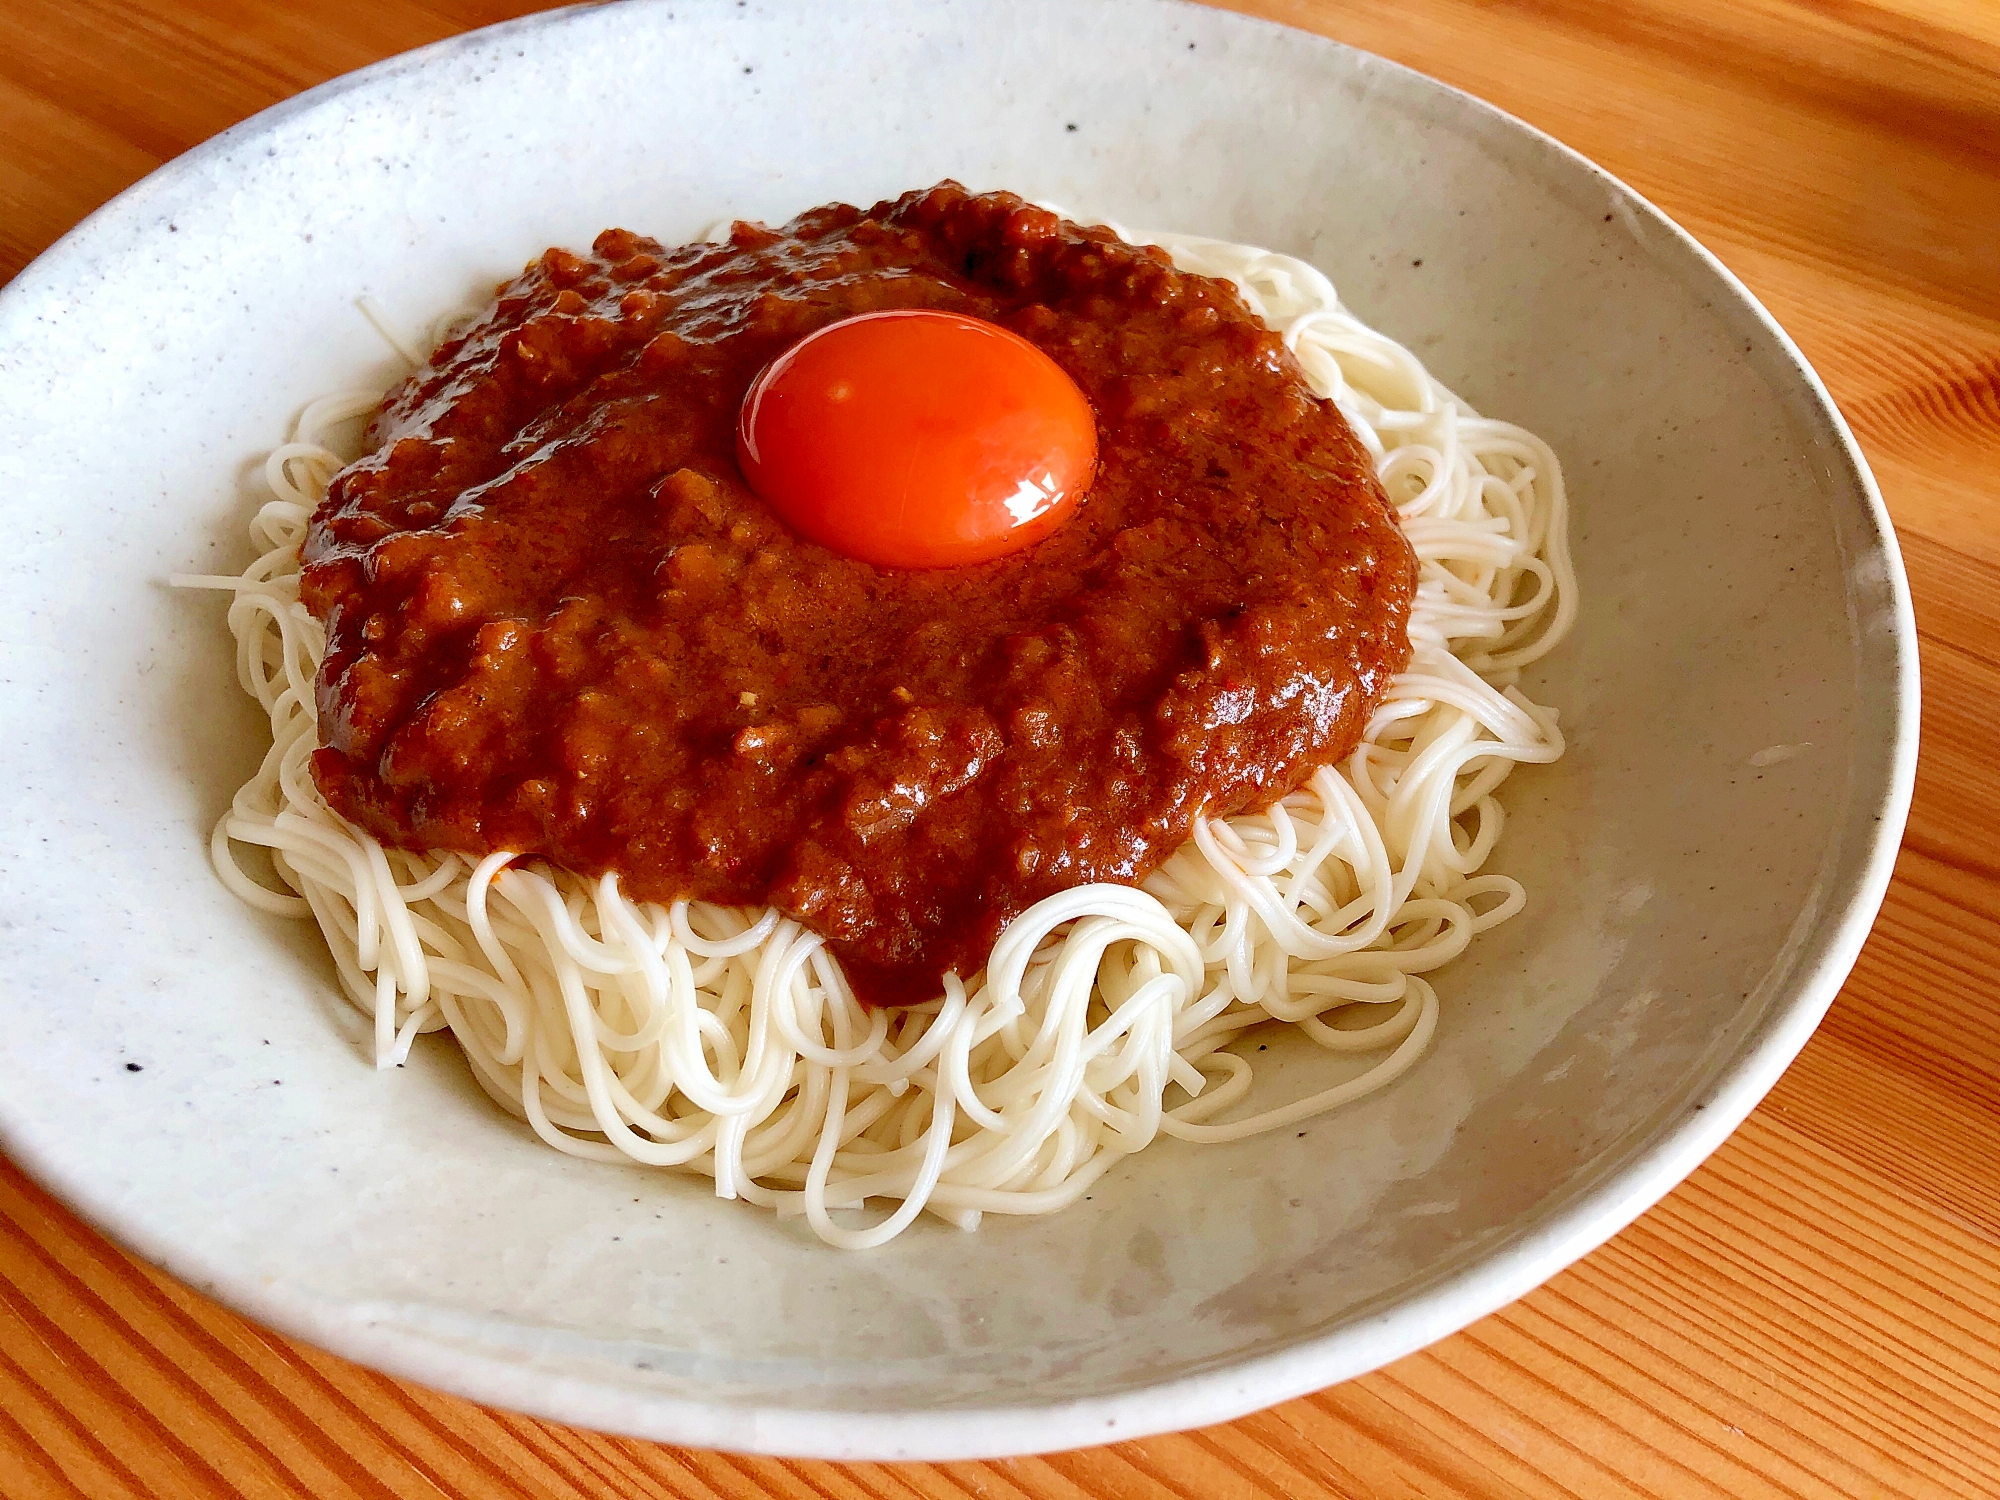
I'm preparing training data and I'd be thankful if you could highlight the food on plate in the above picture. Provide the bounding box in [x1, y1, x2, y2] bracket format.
[735, 306, 1098, 568]
[298, 184, 1415, 1003]
[181, 183, 1573, 1246]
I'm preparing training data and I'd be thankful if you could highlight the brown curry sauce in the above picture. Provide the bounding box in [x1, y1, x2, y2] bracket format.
[300, 183, 1416, 1004]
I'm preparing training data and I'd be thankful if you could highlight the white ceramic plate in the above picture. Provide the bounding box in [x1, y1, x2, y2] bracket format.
[0, 0, 1916, 1461]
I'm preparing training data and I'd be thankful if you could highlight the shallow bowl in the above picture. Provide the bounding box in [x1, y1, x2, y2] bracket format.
[0, 0, 1916, 1460]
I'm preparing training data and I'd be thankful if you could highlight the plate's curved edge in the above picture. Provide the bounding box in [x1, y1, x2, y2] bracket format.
[0, 0, 1919, 1462]
[0, 1, 596, 322]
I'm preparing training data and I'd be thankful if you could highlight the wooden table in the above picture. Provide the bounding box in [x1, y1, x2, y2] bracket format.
[5, 1, 1997, 1494]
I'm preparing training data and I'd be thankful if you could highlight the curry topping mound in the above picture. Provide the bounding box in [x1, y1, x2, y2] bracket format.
[300, 182, 1417, 1004]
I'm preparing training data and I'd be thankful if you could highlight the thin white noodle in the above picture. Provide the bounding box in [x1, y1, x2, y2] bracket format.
[179, 225, 1575, 1245]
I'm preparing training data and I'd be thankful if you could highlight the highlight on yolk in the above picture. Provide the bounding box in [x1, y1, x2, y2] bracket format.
[735, 309, 1098, 569]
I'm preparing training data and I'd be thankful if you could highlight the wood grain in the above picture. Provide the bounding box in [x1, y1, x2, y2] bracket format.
[4, 1, 1998, 1495]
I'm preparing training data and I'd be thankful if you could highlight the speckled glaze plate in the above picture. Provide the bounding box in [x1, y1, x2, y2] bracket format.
[0, 0, 1916, 1460]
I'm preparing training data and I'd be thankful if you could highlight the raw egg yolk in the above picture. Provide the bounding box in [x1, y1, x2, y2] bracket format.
[736, 309, 1098, 569]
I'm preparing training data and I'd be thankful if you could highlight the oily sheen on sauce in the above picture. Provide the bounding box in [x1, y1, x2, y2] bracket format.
[301, 184, 1416, 1003]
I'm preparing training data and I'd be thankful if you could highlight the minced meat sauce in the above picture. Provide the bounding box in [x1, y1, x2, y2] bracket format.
[300, 182, 1416, 1005]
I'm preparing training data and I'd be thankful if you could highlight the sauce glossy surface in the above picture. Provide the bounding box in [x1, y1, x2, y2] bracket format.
[301, 183, 1416, 1003]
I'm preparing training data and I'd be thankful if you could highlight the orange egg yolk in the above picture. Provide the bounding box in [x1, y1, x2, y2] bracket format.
[735, 309, 1098, 569]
